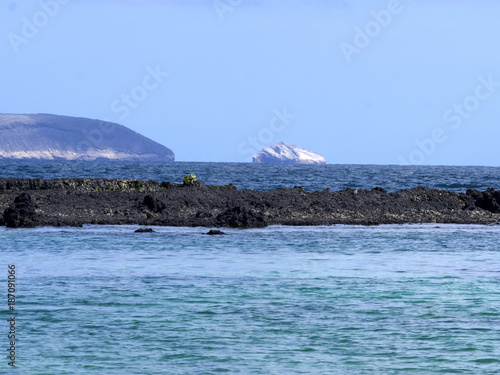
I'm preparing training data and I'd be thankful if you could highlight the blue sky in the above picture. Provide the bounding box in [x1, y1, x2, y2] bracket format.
[1, 0, 500, 165]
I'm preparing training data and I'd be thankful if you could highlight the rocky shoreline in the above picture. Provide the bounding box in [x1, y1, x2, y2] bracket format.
[1, 177, 500, 228]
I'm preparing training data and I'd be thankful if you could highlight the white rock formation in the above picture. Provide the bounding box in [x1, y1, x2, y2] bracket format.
[252, 142, 326, 165]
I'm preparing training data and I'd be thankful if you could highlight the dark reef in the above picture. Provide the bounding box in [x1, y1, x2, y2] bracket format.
[134, 228, 155, 233]
[1, 177, 500, 228]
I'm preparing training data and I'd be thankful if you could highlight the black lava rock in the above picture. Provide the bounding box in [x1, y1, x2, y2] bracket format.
[1, 177, 500, 228]
[205, 230, 226, 235]
[474, 188, 500, 213]
[160, 181, 173, 189]
[372, 187, 387, 194]
[3, 193, 37, 228]
[216, 206, 267, 228]
[143, 195, 166, 213]
[135, 228, 155, 233]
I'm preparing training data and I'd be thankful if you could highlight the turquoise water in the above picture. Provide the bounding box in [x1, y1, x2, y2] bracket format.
[3, 224, 500, 374]
[2, 161, 500, 373]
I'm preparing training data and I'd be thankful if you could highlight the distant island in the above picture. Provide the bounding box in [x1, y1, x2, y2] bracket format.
[253, 142, 326, 165]
[0, 113, 175, 161]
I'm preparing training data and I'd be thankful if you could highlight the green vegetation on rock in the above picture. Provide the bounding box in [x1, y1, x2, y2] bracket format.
[183, 174, 200, 187]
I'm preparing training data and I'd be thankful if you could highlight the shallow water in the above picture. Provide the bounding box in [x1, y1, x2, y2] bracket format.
[3, 224, 500, 374]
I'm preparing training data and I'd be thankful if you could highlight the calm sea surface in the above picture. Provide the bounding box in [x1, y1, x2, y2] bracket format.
[2, 161, 500, 374]
[1, 160, 500, 192]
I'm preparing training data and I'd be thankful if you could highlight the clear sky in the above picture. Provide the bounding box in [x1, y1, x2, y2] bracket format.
[1, 0, 500, 165]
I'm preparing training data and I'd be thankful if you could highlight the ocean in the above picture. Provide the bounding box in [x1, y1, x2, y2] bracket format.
[2, 161, 500, 374]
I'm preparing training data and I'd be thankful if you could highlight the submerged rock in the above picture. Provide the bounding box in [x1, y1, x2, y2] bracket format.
[135, 228, 155, 233]
[253, 142, 326, 165]
[204, 230, 226, 235]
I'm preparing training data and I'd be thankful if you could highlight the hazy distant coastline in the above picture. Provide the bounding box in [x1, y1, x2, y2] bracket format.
[0, 114, 175, 161]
